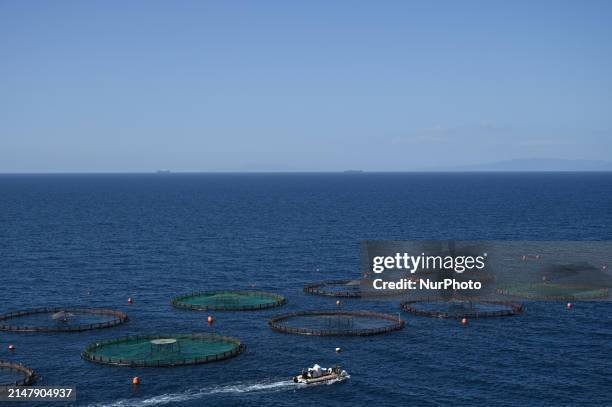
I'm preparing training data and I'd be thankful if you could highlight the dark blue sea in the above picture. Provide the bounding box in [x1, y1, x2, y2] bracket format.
[1, 173, 611, 407]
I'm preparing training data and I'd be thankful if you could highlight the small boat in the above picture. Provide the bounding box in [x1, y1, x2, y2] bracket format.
[293, 364, 349, 385]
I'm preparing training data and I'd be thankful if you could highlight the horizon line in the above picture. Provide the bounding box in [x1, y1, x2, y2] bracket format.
[1, 170, 612, 175]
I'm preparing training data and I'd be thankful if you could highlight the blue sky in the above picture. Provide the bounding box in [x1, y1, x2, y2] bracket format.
[1, 1, 611, 172]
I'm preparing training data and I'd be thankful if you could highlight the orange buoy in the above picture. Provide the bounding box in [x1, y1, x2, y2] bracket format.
[8, 344, 15, 351]
[336, 300, 341, 306]
[567, 302, 573, 310]
[132, 377, 140, 385]
[207, 315, 214, 325]
[461, 318, 468, 326]
[128, 297, 133, 304]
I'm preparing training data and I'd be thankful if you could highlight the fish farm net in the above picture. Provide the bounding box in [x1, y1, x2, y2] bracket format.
[82, 333, 245, 367]
[304, 279, 404, 298]
[268, 310, 405, 336]
[0, 361, 36, 389]
[0, 308, 128, 332]
[172, 290, 286, 311]
[496, 283, 609, 300]
[400, 299, 523, 319]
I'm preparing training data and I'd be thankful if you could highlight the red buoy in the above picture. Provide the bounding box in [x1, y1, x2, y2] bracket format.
[132, 377, 140, 385]
[567, 302, 573, 310]
[461, 318, 468, 326]
[128, 297, 133, 304]
[207, 315, 214, 325]
[8, 344, 15, 352]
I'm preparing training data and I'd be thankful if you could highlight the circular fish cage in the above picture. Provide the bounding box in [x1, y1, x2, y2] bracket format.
[400, 299, 523, 319]
[304, 280, 405, 298]
[0, 307, 128, 333]
[268, 310, 405, 336]
[82, 333, 245, 367]
[496, 283, 609, 301]
[172, 290, 286, 311]
[0, 361, 36, 389]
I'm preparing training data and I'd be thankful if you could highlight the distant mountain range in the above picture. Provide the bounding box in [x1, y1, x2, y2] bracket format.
[453, 158, 612, 172]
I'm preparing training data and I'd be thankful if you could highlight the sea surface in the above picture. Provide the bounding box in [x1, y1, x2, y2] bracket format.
[1, 173, 611, 407]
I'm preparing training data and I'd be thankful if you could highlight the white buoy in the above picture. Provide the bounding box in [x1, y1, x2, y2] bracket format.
[335, 347, 342, 353]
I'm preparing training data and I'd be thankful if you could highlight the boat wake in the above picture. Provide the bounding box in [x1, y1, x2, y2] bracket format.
[86, 378, 330, 407]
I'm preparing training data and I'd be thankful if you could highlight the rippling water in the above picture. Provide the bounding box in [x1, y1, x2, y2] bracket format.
[1, 173, 611, 406]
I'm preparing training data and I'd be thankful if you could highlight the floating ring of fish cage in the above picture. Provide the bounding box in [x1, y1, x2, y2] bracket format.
[81, 333, 245, 367]
[496, 283, 609, 301]
[0, 307, 129, 333]
[400, 299, 524, 319]
[303, 279, 406, 298]
[171, 290, 287, 311]
[268, 310, 405, 336]
[0, 361, 37, 389]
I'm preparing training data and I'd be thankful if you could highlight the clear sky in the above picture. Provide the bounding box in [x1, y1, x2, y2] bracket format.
[1, 1, 611, 172]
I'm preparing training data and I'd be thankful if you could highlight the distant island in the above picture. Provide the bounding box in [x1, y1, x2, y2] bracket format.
[453, 159, 612, 172]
